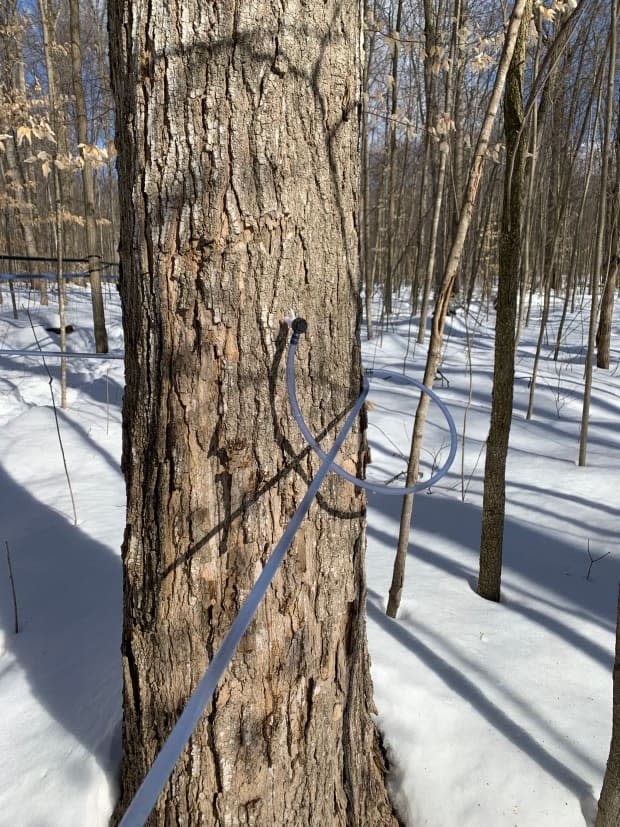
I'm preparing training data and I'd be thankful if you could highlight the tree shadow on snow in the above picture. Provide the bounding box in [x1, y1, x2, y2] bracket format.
[366, 493, 620, 650]
[0, 354, 124, 415]
[0, 464, 122, 779]
[366, 597, 595, 800]
[56, 407, 122, 478]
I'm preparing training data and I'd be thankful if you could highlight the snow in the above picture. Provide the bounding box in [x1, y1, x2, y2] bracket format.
[0, 286, 124, 827]
[0, 284, 616, 826]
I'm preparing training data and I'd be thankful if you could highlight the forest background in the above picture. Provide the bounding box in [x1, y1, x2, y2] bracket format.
[1, 0, 618, 448]
[1, 0, 618, 432]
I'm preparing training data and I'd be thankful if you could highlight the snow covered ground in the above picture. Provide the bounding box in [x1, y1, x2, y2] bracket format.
[0, 283, 617, 826]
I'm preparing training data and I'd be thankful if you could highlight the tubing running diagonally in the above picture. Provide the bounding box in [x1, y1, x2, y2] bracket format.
[117, 330, 368, 827]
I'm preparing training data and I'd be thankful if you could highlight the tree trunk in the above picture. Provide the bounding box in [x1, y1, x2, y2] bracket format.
[526, 281, 551, 420]
[362, 3, 378, 341]
[553, 47, 607, 361]
[108, 1, 398, 824]
[38, 0, 67, 407]
[0, 2, 48, 304]
[596, 585, 620, 826]
[477, 0, 532, 603]
[68, 0, 109, 353]
[579, 12, 616, 465]
[417, 0, 462, 346]
[596, 5, 619, 369]
[415, 0, 440, 343]
[384, 0, 403, 319]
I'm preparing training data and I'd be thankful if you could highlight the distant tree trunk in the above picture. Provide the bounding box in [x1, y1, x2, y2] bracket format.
[415, 0, 440, 343]
[3, 135, 45, 294]
[596, 6, 619, 369]
[68, 0, 108, 353]
[410, 125, 431, 317]
[596, 253, 618, 369]
[386, 0, 531, 618]
[108, 1, 398, 824]
[526, 281, 551, 420]
[553, 48, 607, 361]
[579, 13, 616, 465]
[384, 0, 403, 319]
[417, 0, 462, 348]
[361, 8, 376, 340]
[516, 16, 543, 346]
[38, 0, 67, 407]
[0, 2, 48, 303]
[541, 66, 561, 293]
[477, 0, 533, 603]
[450, 0, 467, 282]
[596, 585, 620, 827]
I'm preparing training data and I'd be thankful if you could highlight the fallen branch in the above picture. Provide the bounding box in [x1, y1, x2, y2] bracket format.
[586, 539, 611, 581]
[4, 540, 19, 633]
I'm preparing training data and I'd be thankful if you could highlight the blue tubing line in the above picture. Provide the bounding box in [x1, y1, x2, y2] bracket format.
[117, 344, 368, 827]
[0, 349, 124, 360]
[0, 272, 118, 280]
[287, 334, 457, 495]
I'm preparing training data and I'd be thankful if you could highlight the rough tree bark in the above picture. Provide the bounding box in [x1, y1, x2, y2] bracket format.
[596, 585, 620, 827]
[108, 1, 398, 824]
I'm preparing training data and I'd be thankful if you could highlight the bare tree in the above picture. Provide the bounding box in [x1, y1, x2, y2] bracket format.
[68, 0, 108, 352]
[579, 4, 617, 465]
[384, 0, 404, 319]
[596, 0, 619, 370]
[0, 1, 49, 303]
[38, 0, 68, 407]
[477, 0, 533, 603]
[416, 0, 461, 345]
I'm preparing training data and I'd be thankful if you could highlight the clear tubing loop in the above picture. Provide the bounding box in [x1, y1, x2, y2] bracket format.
[287, 321, 457, 495]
